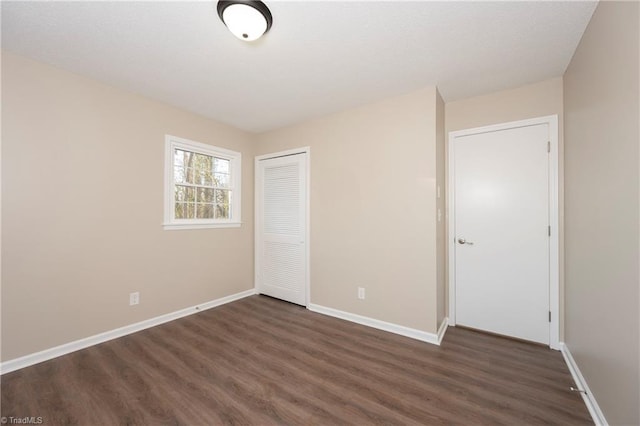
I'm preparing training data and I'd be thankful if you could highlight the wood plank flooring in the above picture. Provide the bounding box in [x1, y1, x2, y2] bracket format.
[1, 295, 592, 425]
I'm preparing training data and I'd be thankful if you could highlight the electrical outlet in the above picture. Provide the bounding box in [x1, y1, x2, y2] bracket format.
[357, 287, 365, 300]
[129, 292, 140, 306]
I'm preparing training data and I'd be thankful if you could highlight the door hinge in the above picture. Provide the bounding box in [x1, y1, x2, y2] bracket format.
[547, 141, 551, 153]
[549, 311, 552, 322]
[548, 225, 551, 236]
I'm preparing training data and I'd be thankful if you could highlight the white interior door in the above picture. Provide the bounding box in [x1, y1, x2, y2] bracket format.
[256, 152, 307, 306]
[453, 123, 550, 344]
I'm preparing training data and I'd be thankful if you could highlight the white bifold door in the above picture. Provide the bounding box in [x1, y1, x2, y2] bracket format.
[256, 152, 307, 306]
[453, 123, 551, 345]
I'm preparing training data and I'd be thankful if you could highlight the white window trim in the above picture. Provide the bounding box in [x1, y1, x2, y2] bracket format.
[163, 135, 242, 230]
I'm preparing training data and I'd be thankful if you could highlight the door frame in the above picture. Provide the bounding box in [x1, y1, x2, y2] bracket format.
[254, 147, 311, 307]
[447, 115, 559, 349]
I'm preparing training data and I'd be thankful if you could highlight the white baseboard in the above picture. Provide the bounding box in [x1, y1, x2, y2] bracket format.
[436, 317, 449, 345]
[0, 288, 257, 375]
[560, 342, 608, 425]
[308, 303, 448, 346]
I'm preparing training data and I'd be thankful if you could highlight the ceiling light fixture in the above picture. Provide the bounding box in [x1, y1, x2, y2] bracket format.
[217, 0, 273, 42]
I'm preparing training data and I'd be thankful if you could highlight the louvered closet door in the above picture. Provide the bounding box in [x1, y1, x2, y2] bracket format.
[256, 153, 307, 306]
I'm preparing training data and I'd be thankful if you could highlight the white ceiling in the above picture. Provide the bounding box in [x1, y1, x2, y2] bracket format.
[1, 1, 597, 133]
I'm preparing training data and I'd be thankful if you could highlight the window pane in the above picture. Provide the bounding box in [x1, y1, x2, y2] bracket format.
[174, 166, 186, 184]
[176, 150, 194, 169]
[185, 187, 196, 202]
[215, 203, 229, 219]
[193, 153, 213, 185]
[214, 158, 230, 174]
[174, 149, 188, 166]
[197, 203, 214, 219]
[175, 185, 187, 202]
[193, 153, 212, 167]
[215, 189, 229, 204]
[197, 188, 214, 203]
[185, 167, 195, 184]
[186, 202, 195, 218]
[215, 190, 230, 219]
[214, 173, 230, 188]
[175, 202, 186, 219]
[194, 166, 213, 186]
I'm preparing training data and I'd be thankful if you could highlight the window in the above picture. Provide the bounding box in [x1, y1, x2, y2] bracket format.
[164, 135, 241, 230]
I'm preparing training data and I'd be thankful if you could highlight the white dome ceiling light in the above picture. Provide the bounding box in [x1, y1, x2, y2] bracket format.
[217, 1, 273, 42]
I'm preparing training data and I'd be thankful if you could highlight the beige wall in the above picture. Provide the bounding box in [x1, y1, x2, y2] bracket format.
[1, 52, 255, 361]
[435, 90, 446, 327]
[445, 77, 565, 335]
[564, 1, 640, 424]
[255, 87, 442, 333]
[445, 77, 564, 133]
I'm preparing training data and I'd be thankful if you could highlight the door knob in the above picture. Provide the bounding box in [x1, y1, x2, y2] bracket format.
[458, 238, 474, 245]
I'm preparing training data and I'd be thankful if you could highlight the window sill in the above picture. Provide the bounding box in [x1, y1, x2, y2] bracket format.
[163, 222, 242, 231]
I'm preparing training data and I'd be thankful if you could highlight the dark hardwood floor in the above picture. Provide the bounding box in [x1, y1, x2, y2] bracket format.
[1, 295, 592, 425]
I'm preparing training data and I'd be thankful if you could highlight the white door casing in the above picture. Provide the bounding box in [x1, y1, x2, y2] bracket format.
[448, 116, 559, 349]
[255, 148, 310, 306]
